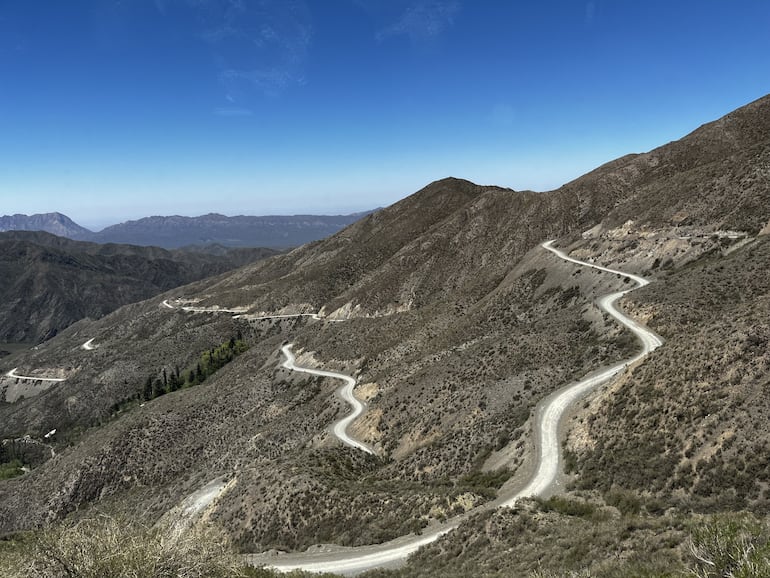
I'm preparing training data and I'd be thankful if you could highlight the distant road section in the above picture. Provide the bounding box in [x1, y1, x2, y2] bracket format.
[81, 338, 96, 350]
[162, 297, 352, 323]
[258, 240, 664, 575]
[239, 313, 320, 321]
[281, 344, 373, 455]
[4, 368, 65, 382]
[161, 299, 248, 314]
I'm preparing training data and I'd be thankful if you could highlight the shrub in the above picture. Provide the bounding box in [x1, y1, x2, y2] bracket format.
[459, 469, 512, 498]
[537, 496, 597, 519]
[605, 488, 641, 516]
[0, 514, 247, 578]
[688, 513, 770, 578]
[0, 459, 24, 480]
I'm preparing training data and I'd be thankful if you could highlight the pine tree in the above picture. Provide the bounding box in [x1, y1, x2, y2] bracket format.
[152, 378, 164, 399]
[168, 371, 179, 392]
[143, 375, 153, 401]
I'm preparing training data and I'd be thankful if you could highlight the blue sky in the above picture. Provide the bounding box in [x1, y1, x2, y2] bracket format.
[1, 1, 769, 229]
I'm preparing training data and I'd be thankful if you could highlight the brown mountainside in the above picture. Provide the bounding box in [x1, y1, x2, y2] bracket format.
[555, 93, 770, 233]
[0, 231, 278, 342]
[1, 94, 770, 572]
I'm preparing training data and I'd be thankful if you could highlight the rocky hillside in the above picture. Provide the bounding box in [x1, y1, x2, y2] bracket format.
[553, 93, 770, 234]
[0, 177, 623, 547]
[566, 231, 770, 511]
[0, 94, 769, 575]
[0, 231, 278, 342]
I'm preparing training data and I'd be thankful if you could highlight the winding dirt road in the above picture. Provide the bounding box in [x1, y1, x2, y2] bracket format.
[281, 344, 374, 455]
[161, 298, 343, 322]
[167, 315, 355, 529]
[3, 368, 66, 383]
[240, 313, 322, 321]
[160, 299, 248, 314]
[256, 240, 663, 575]
[501, 241, 663, 502]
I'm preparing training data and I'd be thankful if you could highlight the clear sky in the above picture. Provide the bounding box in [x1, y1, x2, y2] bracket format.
[1, 1, 769, 229]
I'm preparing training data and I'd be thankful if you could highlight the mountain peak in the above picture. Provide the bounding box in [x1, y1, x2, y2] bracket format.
[0, 212, 92, 238]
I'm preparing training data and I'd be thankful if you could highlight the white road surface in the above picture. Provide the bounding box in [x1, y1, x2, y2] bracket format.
[500, 240, 663, 503]
[281, 344, 374, 455]
[241, 313, 321, 321]
[5, 338, 97, 384]
[162, 298, 338, 321]
[258, 240, 664, 575]
[4, 368, 66, 382]
[160, 299, 246, 313]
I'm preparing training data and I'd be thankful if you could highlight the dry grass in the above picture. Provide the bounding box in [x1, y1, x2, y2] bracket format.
[0, 513, 246, 578]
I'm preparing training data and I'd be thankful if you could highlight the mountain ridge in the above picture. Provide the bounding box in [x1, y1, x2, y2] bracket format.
[0, 211, 374, 249]
[0, 212, 92, 240]
[553, 92, 770, 233]
[1, 94, 770, 575]
[0, 231, 279, 343]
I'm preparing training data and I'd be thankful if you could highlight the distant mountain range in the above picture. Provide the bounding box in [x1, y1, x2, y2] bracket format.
[0, 211, 372, 249]
[0, 213, 91, 240]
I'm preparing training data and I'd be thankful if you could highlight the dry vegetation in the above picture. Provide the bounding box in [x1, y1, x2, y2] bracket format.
[363, 498, 770, 578]
[1, 96, 770, 573]
[1, 177, 629, 549]
[0, 514, 246, 578]
[568, 235, 770, 513]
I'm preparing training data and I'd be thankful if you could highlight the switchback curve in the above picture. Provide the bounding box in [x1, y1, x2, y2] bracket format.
[255, 240, 664, 575]
[281, 343, 373, 455]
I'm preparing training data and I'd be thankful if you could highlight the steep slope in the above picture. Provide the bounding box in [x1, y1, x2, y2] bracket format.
[0, 178, 619, 549]
[179, 178, 581, 315]
[553, 93, 770, 234]
[567, 233, 770, 511]
[533, 96, 770, 513]
[0, 231, 278, 342]
[1, 94, 769, 570]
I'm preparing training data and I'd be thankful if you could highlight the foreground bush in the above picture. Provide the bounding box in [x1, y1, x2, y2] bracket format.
[689, 513, 770, 578]
[0, 514, 247, 578]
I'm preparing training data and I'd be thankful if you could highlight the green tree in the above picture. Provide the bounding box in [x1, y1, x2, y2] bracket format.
[168, 371, 180, 392]
[151, 378, 165, 399]
[142, 376, 153, 401]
